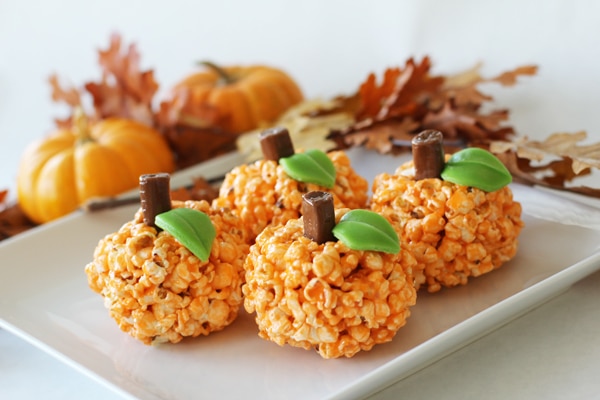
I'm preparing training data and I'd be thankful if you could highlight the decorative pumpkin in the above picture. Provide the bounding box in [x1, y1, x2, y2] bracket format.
[16, 111, 174, 224]
[171, 62, 304, 134]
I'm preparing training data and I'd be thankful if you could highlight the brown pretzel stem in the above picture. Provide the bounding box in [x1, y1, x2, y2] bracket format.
[139, 173, 172, 228]
[259, 126, 295, 162]
[412, 130, 445, 180]
[302, 191, 336, 244]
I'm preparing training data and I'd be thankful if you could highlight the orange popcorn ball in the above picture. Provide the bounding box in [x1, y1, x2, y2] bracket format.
[213, 127, 368, 242]
[243, 203, 418, 359]
[371, 131, 523, 293]
[85, 198, 248, 345]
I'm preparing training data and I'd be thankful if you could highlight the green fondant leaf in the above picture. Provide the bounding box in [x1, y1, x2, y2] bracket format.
[441, 147, 512, 192]
[279, 149, 336, 188]
[155, 208, 216, 262]
[332, 209, 400, 254]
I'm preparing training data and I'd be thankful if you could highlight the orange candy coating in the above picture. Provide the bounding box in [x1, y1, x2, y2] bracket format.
[85, 200, 248, 345]
[243, 209, 418, 359]
[371, 160, 524, 293]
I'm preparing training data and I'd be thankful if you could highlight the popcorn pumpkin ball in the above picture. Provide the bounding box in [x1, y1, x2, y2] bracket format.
[371, 130, 524, 293]
[212, 126, 368, 242]
[243, 191, 418, 359]
[85, 173, 248, 345]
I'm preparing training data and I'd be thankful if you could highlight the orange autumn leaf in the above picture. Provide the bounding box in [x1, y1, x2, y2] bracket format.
[338, 118, 420, 154]
[84, 33, 158, 126]
[488, 65, 538, 86]
[490, 132, 600, 174]
[48, 74, 82, 107]
[0, 189, 7, 208]
[48, 74, 83, 128]
[487, 131, 600, 197]
[422, 102, 513, 141]
[328, 57, 535, 154]
[356, 57, 443, 122]
[49, 32, 159, 129]
[357, 67, 402, 119]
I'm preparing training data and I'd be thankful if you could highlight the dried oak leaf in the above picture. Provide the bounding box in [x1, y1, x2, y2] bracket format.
[489, 132, 600, 197]
[440, 63, 538, 109]
[49, 33, 159, 129]
[236, 98, 351, 162]
[338, 118, 420, 154]
[0, 189, 7, 209]
[0, 192, 38, 241]
[170, 177, 219, 202]
[84, 33, 158, 126]
[329, 57, 537, 155]
[491, 132, 600, 174]
[358, 57, 443, 122]
[488, 65, 539, 86]
[48, 74, 83, 128]
[422, 102, 513, 141]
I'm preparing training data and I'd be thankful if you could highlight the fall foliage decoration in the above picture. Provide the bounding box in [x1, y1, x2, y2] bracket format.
[4, 32, 600, 242]
[0, 190, 37, 241]
[237, 58, 600, 199]
[488, 132, 600, 197]
[49, 33, 158, 129]
[326, 57, 538, 153]
[16, 109, 174, 224]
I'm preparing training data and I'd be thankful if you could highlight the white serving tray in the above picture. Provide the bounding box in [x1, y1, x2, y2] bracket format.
[1, 148, 599, 400]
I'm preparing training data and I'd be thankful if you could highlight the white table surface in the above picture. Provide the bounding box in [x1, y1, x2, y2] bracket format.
[2, 269, 599, 399]
[2, 1, 600, 399]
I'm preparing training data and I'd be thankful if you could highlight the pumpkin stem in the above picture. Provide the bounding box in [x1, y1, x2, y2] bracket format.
[73, 107, 93, 144]
[199, 61, 235, 85]
[302, 191, 336, 244]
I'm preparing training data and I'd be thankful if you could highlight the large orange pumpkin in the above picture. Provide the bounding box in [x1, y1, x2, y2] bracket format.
[172, 62, 304, 134]
[17, 112, 174, 224]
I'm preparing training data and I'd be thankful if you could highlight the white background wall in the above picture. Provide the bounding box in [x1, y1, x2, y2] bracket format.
[2, 0, 600, 195]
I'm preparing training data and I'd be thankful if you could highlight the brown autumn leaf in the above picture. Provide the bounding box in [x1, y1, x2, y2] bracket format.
[170, 177, 220, 202]
[357, 67, 402, 119]
[378, 56, 445, 121]
[48, 74, 83, 128]
[328, 57, 535, 154]
[48, 74, 82, 107]
[49, 32, 160, 130]
[486, 131, 600, 197]
[156, 89, 235, 169]
[0, 197, 38, 241]
[84, 33, 158, 126]
[490, 132, 600, 174]
[492, 150, 600, 198]
[356, 57, 444, 123]
[332, 118, 420, 154]
[488, 65, 539, 86]
[422, 102, 513, 141]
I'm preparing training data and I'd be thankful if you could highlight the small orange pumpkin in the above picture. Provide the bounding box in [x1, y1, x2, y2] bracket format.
[17, 111, 174, 224]
[171, 62, 304, 134]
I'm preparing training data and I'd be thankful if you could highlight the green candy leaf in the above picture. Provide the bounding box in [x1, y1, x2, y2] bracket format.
[279, 149, 336, 188]
[332, 209, 400, 254]
[155, 208, 216, 262]
[441, 147, 512, 192]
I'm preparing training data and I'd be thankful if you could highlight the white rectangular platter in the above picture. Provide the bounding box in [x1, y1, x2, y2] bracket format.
[1, 148, 600, 400]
